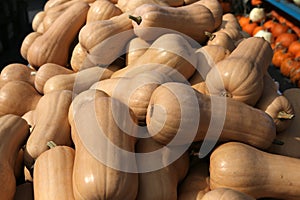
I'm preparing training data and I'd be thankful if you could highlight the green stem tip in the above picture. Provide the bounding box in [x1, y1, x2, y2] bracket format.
[277, 111, 294, 120]
[47, 141, 57, 149]
[129, 15, 142, 25]
[272, 139, 284, 145]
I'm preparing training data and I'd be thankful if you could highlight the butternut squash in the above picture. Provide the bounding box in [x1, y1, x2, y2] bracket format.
[42, 0, 82, 31]
[79, 12, 133, 51]
[24, 90, 73, 169]
[86, 0, 122, 23]
[136, 137, 189, 200]
[146, 82, 276, 149]
[33, 142, 75, 200]
[44, 0, 70, 11]
[205, 31, 236, 52]
[20, 32, 42, 61]
[69, 89, 138, 199]
[210, 142, 300, 199]
[177, 158, 210, 200]
[0, 81, 41, 116]
[195, 0, 223, 30]
[117, 0, 169, 13]
[256, 74, 294, 132]
[31, 11, 45, 32]
[125, 37, 150, 66]
[129, 3, 215, 43]
[112, 33, 198, 81]
[199, 45, 230, 65]
[268, 88, 300, 158]
[205, 37, 273, 106]
[0, 114, 30, 200]
[43, 66, 117, 94]
[34, 63, 74, 94]
[0, 63, 36, 86]
[70, 43, 89, 72]
[201, 188, 255, 200]
[27, 2, 89, 67]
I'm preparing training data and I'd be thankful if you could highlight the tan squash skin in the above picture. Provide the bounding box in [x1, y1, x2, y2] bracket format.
[27, 2, 89, 68]
[96, 71, 172, 125]
[136, 137, 189, 200]
[210, 142, 300, 200]
[220, 13, 242, 30]
[130, 3, 215, 43]
[125, 37, 150, 66]
[32, 11, 45, 32]
[268, 88, 300, 158]
[20, 32, 42, 60]
[87, 0, 122, 23]
[33, 145, 75, 200]
[201, 188, 255, 200]
[42, 0, 82, 31]
[146, 82, 276, 149]
[117, 0, 169, 13]
[0, 63, 36, 86]
[43, 66, 117, 94]
[205, 31, 236, 52]
[112, 33, 197, 81]
[255, 74, 294, 132]
[79, 12, 133, 51]
[177, 158, 210, 200]
[0, 114, 30, 200]
[34, 63, 74, 94]
[44, 0, 71, 11]
[24, 90, 73, 169]
[205, 37, 273, 106]
[195, 0, 223, 30]
[69, 89, 138, 200]
[199, 45, 231, 65]
[0, 80, 41, 117]
[14, 182, 34, 200]
[70, 43, 89, 72]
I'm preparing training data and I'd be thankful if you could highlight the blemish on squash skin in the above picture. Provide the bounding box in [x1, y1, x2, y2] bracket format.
[149, 104, 154, 118]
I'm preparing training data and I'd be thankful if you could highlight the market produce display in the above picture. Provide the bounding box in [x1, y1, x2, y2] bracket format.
[0, 0, 300, 199]
[238, 1, 300, 89]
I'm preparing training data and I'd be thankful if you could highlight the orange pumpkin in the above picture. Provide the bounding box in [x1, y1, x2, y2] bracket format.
[272, 48, 294, 68]
[275, 32, 298, 48]
[281, 57, 300, 77]
[288, 39, 300, 56]
[271, 22, 289, 38]
[242, 21, 258, 36]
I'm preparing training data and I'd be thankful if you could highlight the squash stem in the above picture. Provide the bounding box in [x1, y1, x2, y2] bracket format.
[204, 31, 215, 41]
[277, 111, 294, 120]
[47, 141, 57, 149]
[128, 15, 142, 25]
[272, 139, 284, 145]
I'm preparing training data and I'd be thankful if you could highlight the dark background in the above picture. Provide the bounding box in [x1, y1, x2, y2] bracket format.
[0, 0, 45, 68]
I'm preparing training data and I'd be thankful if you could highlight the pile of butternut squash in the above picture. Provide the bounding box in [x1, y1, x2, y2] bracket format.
[0, 0, 300, 199]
